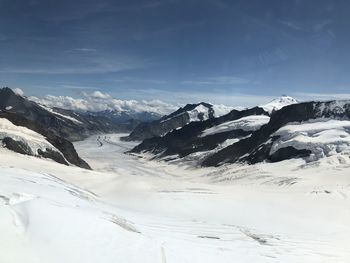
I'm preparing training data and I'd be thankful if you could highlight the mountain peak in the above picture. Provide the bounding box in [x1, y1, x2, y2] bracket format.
[261, 95, 298, 113]
[0, 87, 16, 96]
[0, 87, 26, 111]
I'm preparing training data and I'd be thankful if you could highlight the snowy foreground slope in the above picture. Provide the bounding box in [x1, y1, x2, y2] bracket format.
[1, 134, 350, 262]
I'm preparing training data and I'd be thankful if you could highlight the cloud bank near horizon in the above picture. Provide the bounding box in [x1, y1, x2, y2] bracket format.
[29, 91, 179, 115]
[27, 88, 350, 116]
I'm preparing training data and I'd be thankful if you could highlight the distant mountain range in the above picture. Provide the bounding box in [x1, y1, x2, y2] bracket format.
[130, 96, 350, 167]
[28, 91, 176, 119]
[0, 88, 232, 168]
[122, 102, 234, 141]
[1, 87, 349, 170]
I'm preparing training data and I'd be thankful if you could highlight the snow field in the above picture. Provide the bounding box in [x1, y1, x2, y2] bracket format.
[0, 133, 349, 262]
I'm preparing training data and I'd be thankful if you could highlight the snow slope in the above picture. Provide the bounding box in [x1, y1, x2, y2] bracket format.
[0, 118, 61, 156]
[38, 104, 83, 124]
[200, 115, 270, 137]
[0, 163, 153, 263]
[161, 103, 233, 123]
[188, 104, 211, 121]
[314, 100, 350, 117]
[261, 96, 298, 114]
[271, 119, 350, 161]
[0, 134, 350, 262]
[212, 104, 238, 117]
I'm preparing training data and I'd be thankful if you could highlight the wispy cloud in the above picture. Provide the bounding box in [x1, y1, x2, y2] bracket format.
[70, 48, 97, 53]
[114, 0, 176, 11]
[60, 84, 99, 90]
[294, 92, 350, 101]
[110, 75, 253, 86]
[258, 47, 289, 66]
[181, 76, 254, 86]
[132, 20, 206, 41]
[128, 88, 277, 107]
[112, 78, 169, 85]
[281, 20, 332, 33]
[0, 57, 147, 75]
[0, 67, 128, 75]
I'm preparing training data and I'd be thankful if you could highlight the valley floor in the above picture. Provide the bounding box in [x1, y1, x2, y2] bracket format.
[1, 133, 350, 262]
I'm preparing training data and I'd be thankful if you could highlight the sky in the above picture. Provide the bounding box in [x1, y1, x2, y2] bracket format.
[0, 0, 350, 107]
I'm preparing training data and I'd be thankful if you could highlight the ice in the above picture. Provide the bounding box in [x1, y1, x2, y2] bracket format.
[0, 133, 349, 262]
[200, 115, 270, 137]
[271, 119, 350, 160]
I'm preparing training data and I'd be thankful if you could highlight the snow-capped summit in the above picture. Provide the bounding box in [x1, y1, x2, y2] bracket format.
[261, 95, 298, 114]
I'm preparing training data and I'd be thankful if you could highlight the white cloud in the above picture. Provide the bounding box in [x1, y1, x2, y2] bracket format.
[71, 48, 97, 53]
[294, 92, 350, 101]
[13, 88, 24, 96]
[130, 88, 277, 108]
[112, 78, 169, 84]
[29, 91, 178, 115]
[0, 56, 147, 75]
[111, 76, 252, 86]
[90, 91, 111, 99]
[0, 64, 139, 75]
[281, 20, 332, 33]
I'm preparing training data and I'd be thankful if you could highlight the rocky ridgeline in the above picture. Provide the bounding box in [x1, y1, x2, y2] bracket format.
[130, 99, 350, 167]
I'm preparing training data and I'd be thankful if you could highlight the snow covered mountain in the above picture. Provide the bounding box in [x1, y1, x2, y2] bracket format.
[29, 92, 176, 121]
[0, 118, 69, 165]
[0, 87, 237, 167]
[130, 99, 350, 167]
[203, 100, 350, 166]
[122, 102, 234, 141]
[0, 87, 95, 168]
[0, 110, 91, 169]
[130, 105, 269, 156]
[0, 87, 144, 141]
[260, 95, 298, 113]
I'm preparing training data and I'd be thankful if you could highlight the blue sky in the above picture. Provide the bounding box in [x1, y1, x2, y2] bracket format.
[0, 0, 349, 106]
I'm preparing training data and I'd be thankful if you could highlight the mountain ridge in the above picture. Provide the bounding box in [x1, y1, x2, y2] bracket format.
[122, 102, 234, 141]
[129, 98, 350, 167]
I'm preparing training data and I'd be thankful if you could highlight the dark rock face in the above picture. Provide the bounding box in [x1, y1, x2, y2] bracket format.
[0, 111, 91, 169]
[123, 113, 189, 142]
[238, 137, 312, 164]
[0, 87, 84, 141]
[131, 107, 269, 158]
[44, 132, 90, 169]
[37, 148, 69, 165]
[268, 146, 312, 163]
[88, 109, 160, 125]
[122, 102, 216, 142]
[2, 137, 33, 155]
[2, 134, 69, 166]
